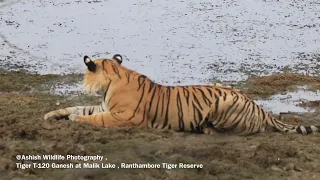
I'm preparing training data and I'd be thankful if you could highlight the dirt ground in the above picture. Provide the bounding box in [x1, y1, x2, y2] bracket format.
[1, 70, 320, 180]
[235, 73, 320, 99]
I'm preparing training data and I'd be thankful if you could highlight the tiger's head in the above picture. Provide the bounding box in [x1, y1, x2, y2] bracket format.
[82, 54, 124, 95]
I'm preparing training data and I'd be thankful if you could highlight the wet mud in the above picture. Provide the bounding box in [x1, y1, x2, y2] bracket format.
[1, 71, 320, 180]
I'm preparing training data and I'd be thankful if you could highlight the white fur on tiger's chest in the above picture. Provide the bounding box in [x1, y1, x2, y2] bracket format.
[104, 90, 113, 112]
[101, 101, 107, 112]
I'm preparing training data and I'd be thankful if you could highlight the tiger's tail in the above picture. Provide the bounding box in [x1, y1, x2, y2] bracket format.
[267, 116, 320, 134]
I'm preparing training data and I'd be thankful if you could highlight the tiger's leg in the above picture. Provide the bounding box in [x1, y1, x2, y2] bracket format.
[195, 114, 220, 135]
[210, 112, 264, 135]
[203, 127, 220, 135]
[201, 120, 228, 135]
[68, 107, 147, 128]
[44, 105, 103, 121]
[68, 111, 134, 128]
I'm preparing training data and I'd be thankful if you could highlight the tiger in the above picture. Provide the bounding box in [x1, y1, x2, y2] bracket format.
[44, 54, 320, 135]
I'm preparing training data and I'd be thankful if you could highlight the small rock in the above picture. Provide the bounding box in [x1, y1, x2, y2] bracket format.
[271, 165, 282, 172]
[305, 156, 312, 161]
[294, 165, 303, 172]
[77, 144, 85, 152]
[168, 154, 183, 161]
[248, 145, 257, 157]
[249, 145, 257, 151]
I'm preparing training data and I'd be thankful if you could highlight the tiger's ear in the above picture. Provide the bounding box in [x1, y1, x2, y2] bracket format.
[112, 54, 122, 64]
[84, 55, 96, 72]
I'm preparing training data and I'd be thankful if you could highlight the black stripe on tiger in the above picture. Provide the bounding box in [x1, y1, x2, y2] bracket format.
[176, 91, 185, 131]
[128, 82, 146, 121]
[161, 87, 171, 129]
[111, 65, 121, 79]
[196, 87, 212, 106]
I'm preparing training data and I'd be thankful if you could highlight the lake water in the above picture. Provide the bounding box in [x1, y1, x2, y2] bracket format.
[1, 0, 320, 113]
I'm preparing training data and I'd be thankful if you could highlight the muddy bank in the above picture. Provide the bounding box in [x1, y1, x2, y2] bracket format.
[235, 73, 320, 113]
[0, 69, 83, 95]
[1, 71, 320, 179]
[238, 73, 320, 99]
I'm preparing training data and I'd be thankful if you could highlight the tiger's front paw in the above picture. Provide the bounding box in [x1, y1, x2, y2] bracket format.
[203, 128, 219, 135]
[44, 112, 58, 121]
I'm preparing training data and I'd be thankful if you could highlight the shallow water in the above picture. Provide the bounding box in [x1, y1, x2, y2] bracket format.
[256, 86, 320, 113]
[1, 0, 320, 112]
[50, 82, 84, 96]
